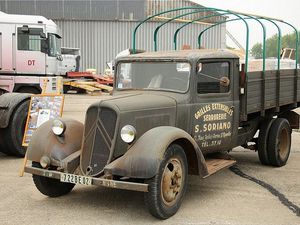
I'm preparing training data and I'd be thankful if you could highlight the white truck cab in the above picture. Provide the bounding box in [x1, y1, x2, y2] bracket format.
[0, 11, 78, 93]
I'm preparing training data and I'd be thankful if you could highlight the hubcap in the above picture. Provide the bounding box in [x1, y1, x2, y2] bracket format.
[278, 128, 289, 159]
[161, 157, 183, 206]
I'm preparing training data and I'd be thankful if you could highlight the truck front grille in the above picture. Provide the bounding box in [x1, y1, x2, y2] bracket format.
[81, 106, 117, 176]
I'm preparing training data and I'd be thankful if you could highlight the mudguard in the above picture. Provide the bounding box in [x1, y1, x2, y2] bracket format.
[27, 118, 83, 171]
[104, 126, 208, 179]
[0, 93, 31, 128]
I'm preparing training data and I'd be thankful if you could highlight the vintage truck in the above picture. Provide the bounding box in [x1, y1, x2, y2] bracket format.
[22, 7, 299, 219]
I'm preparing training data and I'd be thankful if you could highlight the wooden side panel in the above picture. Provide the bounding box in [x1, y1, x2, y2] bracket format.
[240, 69, 300, 117]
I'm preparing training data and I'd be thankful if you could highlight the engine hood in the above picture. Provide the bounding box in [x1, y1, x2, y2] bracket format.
[99, 92, 177, 112]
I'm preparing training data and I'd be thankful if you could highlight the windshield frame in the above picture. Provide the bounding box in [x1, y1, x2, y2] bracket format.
[115, 59, 192, 94]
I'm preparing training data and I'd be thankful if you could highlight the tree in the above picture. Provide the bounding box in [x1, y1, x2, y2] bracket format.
[250, 32, 299, 59]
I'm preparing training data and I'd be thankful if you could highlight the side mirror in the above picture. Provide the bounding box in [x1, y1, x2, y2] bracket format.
[41, 39, 48, 54]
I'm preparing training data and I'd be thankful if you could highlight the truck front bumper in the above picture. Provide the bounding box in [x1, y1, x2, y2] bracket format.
[24, 166, 149, 192]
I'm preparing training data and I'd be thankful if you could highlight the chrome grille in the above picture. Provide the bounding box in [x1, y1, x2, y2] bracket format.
[81, 106, 117, 176]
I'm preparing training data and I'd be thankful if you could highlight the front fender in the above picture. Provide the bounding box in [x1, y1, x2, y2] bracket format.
[104, 126, 208, 179]
[27, 118, 83, 167]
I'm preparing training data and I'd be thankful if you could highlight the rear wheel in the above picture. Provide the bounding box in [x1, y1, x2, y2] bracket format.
[267, 118, 291, 167]
[32, 162, 75, 197]
[257, 119, 275, 165]
[144, 144, 188, 219]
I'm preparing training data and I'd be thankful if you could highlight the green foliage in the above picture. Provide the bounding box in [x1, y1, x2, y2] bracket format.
[250, 32, 299, 59]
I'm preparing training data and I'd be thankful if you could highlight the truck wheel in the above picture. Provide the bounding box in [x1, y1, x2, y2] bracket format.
[0, 99, 29, 157]
[144, 144, 188, 219]
[32, 162, 75, 197]
[267, 118, 291, 167]
[257, 119, 275, 165]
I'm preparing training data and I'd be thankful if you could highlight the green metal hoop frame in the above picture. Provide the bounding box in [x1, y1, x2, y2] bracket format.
[132, 6, 299, 72]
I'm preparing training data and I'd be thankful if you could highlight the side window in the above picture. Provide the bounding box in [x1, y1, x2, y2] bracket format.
[17, 28, 43, 51]
[197, 62, 230, 94]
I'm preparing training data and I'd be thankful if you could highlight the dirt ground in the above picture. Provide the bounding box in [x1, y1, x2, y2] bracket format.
[0, 94, 299, 225]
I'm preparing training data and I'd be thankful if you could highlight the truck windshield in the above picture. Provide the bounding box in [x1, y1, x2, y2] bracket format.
[48, 33, 61, 57]
[116, 62, 190, 93]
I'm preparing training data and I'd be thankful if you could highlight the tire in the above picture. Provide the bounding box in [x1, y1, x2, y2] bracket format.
[0, 99, 29, 157]
[267, 118, 291, 167]
[32, 162, 75, 197]
[257, 119, 275, 165]
[144, 144, 188, 219]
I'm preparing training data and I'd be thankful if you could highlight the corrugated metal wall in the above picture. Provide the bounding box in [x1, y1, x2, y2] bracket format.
[55, 20, 225, 73]
[0, 0, 226, 73]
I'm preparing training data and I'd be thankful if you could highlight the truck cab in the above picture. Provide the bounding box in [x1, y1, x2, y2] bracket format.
[0, 11, 79, 93]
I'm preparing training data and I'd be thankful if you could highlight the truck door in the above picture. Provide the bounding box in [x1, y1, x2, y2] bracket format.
[15, 25, 46, 75]
[46, 33, 61, 75]
[192, 60, 235, 154]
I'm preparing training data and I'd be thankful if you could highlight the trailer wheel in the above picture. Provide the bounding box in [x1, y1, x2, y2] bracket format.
[144, 144, 188, 219]
[0, 99, 29, 157]
[257, 119, 275, 165]
[32, 162, 75, 197]
[267, 118, 291, 167]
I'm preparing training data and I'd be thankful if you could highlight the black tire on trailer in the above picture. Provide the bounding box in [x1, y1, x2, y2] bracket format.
[32, 162, 75, 197]
[144, 144, 188, 219]
[0, 99, 29, 157]
[267, 118, 292, 167]
[257, 118, 275, 165]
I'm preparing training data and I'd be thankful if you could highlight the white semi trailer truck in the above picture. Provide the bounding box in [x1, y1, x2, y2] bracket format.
[0, 12, 79, 157]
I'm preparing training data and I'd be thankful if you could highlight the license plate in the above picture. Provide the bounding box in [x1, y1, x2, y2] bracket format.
[60, 173, 92, 186]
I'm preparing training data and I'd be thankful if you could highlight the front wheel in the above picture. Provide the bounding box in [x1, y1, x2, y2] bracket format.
[144, 144, 188, 219]
[32, 162, 75, 197]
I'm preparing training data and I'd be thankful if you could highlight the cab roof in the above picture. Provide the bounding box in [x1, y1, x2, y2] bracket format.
[120, 49, 240, 61]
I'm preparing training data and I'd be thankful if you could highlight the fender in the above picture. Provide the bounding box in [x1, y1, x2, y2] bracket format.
[0, 93, 31, 128]
[104, 126, 208, 179]
[27, 118, 84, 171]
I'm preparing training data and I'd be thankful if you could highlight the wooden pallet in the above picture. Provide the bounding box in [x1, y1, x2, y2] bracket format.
[64, 80, 113, 94]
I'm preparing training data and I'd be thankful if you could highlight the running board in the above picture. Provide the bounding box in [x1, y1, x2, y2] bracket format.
[204, 158, 236, 178]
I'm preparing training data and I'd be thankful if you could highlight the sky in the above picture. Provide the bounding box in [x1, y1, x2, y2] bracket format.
[192, 0, 300, 49]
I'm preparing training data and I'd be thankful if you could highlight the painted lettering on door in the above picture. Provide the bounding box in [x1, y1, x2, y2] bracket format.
[28, 60, 35, 66]
[193, 103, 233, 148]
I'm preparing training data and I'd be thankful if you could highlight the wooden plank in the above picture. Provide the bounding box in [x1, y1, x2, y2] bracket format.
[205, 158, 236, 177]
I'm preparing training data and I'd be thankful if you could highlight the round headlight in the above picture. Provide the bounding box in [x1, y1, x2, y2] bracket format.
[120, 125, 136, 143]
[52, 119, 66, 136]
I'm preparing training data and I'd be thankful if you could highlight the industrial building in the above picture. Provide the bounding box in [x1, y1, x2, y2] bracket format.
[0, 0, 226, 73]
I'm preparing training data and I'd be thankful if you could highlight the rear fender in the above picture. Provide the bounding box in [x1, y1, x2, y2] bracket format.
[104, 126, 208, 179]
[0, 93, 31, 128]
[27, 118, 83, 172]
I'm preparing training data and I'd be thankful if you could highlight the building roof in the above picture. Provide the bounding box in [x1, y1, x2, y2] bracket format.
[0, 0, 225, 22]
